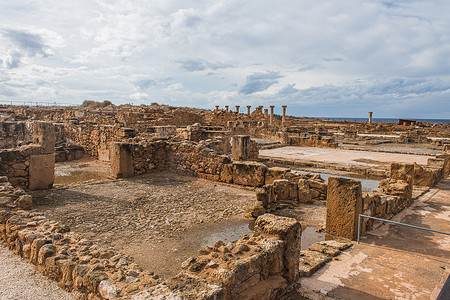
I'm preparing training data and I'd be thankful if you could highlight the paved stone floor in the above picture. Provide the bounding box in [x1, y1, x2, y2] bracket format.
[300, 177, 450, 299]
[260, 146, 430, 166]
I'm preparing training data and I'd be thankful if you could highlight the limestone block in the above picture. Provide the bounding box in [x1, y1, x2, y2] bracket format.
[413, 163, 435, 187]
[232, 161, 267, 187]
[298, 179, 312, 203]
[378, 179, 412, 200]
[326, 177, 362, 240]
[273, 179, 298, 203]
[30, 238, 47, 265]
[232, 135, 250, 161]
[43, 256, 62, 280]
[256, 185, 274, 207]
[29, 154, 55, 190]
[219, 163, 233, 183]
[15, 195, 32, 209]
[427, 158, 445, 169]
[99, 280, 121, 299]
[264, 167, 290, 185]
[254, 214, 301, 282]
[57, 259, 76, 287]
[37, 244, 56, 265]
[98, 149, 111, 162]
[31, 121, 55, 154]
[390, 162, 414, 186]
[82, 270, 108, 293]
[110, 142, 134, 178]
[234, 275, 287, 300]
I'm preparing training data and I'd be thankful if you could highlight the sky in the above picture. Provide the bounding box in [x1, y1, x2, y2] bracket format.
[1, 0, 450, 119]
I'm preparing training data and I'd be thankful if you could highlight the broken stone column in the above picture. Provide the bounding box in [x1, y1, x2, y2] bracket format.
[326, 177, 362, 240]
[270, 106, 274, 125]
[235, 105, 240, 114]
[247, 105, 251, 116]
[29, 121, 55, 190]
[368, 112, 373, 125]
[232, 135, 250, 161]
[282, 106, 287, 126]
[225, 106, 229, 112]
[215, 105, 219, 111]
[264, 109, 268, 119]
[110, 142, 134, 178]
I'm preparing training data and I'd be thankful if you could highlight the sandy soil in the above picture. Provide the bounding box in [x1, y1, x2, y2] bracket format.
[0, 245, 75, 300]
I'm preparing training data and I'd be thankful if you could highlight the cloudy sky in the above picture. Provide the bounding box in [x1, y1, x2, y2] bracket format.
[1, 0, 449, 118]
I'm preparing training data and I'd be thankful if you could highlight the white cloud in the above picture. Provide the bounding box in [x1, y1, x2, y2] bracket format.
[0, 0, 449, 117]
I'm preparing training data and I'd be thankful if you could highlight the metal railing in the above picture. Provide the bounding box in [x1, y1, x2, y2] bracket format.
[0, 100, 73, 107]
[357, 214, 450, 243]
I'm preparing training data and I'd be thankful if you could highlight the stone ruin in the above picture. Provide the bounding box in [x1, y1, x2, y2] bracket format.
[0, 102, 449, 299]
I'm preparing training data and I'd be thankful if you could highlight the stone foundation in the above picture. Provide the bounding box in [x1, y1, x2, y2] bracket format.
[132, 214, 301, 300]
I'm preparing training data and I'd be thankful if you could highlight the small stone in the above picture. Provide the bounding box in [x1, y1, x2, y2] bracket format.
[99, 280, 121, 299]
[214, 240, 225, 248]
[15, 195, 33, 210]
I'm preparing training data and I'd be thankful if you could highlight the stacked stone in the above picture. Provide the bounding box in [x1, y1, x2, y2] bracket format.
[249, 168, 328, 219]
[0, 147, 31, 189]
[0, 121, 27, 149]
[132, 214, 301, 300]
[0, 179, 162, 299]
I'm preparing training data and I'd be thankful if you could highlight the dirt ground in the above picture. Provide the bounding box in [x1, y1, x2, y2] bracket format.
[33, 171, 254, 278]
[33, 159, 327, 279]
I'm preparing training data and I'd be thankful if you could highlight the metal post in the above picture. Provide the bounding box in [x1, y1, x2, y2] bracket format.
[357, 214, 450, 244]
[357, 214, 361, 243]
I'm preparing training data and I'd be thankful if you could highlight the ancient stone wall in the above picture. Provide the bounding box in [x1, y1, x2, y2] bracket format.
[249, 169, 327, 219]
[132, 214, 301, 300]
[0, 121, 56, 190]
[0, 121, 28, 149]
[1, 173, 303, 300]
[0, 177, 162, 299]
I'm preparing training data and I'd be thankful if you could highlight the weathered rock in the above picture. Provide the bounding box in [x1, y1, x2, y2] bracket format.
[265, 167, 290, 185]
[232, 161, 267, 187]
[326, 177, 362, 240]
[37, 243, 56, 265]
[15, 194, 33, 209]
[298, 179, 312, 203]
[273, 179, 298, 204]
[98, 280, 121, 299]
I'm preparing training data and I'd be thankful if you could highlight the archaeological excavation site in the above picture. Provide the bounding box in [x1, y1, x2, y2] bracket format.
[0, 102, 449, 299]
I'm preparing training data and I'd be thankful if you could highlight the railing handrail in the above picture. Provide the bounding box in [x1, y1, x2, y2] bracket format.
[357, 214, 450, 243]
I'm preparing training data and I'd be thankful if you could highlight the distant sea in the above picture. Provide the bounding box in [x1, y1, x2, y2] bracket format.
[318, 117, 450, 124]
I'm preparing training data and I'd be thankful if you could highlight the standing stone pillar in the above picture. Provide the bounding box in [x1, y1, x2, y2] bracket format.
[235, 106, 240, 114]
[247, 106, 251, 116]
[326, 177, 362, 240]
[282, 105, 287, 126]
[232, 135, 250, 161]
[225, 106, 229, 112]
[215, 106, 219, 111]
[264, 109, 269, 119]
[368, 112, 373, 125]
[110, 142, 134, 178]
[270, 106, 274, 125]
[29, 121, 55, 190]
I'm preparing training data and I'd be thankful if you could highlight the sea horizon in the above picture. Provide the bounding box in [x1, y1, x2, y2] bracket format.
[313, 117, 450, 124]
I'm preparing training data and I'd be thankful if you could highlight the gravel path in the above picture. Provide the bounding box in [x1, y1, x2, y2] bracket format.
[0, 244, 75, 300]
